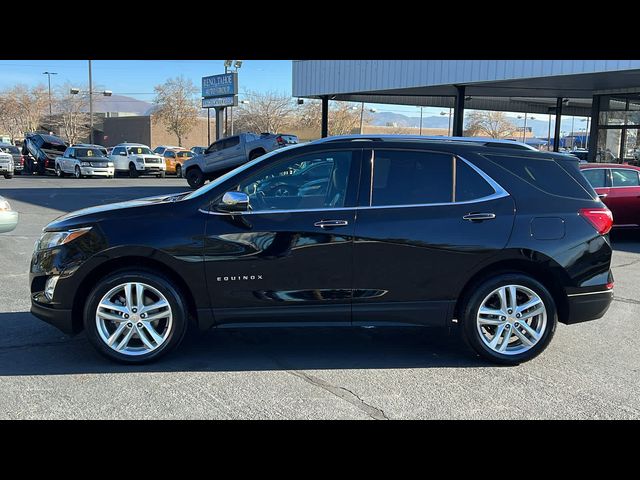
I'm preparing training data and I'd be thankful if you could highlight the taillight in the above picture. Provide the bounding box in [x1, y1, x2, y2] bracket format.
[606, 282, 614, 290]
[579, 207, 613, 235]
[19, 155, 24, 166]
[276, 135, 284, 145]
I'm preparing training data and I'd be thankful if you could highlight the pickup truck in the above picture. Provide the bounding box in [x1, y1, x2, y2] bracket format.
[22, 133, 68, 175]
[108, 143, 166, 178]
[183, 132, 298, 188]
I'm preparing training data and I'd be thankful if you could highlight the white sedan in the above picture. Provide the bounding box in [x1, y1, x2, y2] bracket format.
[55, 145, 114, 179]
[0, 196, 18, 233]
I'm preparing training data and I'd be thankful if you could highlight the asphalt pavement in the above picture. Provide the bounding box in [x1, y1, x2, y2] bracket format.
[0, 175, 638, 419]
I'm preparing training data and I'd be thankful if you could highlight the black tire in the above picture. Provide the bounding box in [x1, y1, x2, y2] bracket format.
[55, 163, 63, 177]
[74, 165, 83, 179]
[4, 174, 13, 179]
[175, 164, 182, 178]
[459, 273, 557, 365]
[83, 269, 189, 364]
[185, 167, 205, 189]
[249, 150, 264, 161]
[129, 163, 139, 178]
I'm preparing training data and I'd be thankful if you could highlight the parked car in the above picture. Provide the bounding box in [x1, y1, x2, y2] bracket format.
[570, 149, 589, 162]
[183, 132, 299, 188]
[0, 196, 18, 233]
[152, 145, 180, 156]
[580, 163, 640, 227]
[22, 133, 68, 175]
[0, 150, 14, 179]
[29, 135, 613, 365]
[55, 145, 115, 179]
[0, 143, 23, 174]
[190, 146, 207, 156]
[161, 147, 193, 178]
[108, 143, 166, 178]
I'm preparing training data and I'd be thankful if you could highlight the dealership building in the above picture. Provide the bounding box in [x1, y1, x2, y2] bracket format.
[292, 60, 640, 163]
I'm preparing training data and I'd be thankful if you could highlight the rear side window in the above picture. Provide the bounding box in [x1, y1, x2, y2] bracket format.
[612, 169, 640, 187]
[484, 154, 592, 199]
[455, 158, 495, 202]
[582, 169, 608, 188]
[372, 150, 453, 206]
[224, 137, 240, 149]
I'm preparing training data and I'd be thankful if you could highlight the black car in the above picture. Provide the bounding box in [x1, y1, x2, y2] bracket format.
[29, 136, 614, 364]
[22, 133, 68, 175]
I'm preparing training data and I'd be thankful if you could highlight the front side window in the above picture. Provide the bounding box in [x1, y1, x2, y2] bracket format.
[582, 168, 608, 188]
[371, 150, 454, 206]
[237, 150, 354, 211]
[612, 168, 640, 187]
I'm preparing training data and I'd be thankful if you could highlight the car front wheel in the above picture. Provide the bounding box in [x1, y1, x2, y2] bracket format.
[185, 168, 205, 188]
[459, 273, 557, 365]
[74, 165, 83, 179]
[84, 270, 189, 363]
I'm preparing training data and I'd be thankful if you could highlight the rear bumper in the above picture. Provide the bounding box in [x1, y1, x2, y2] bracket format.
[564, 290, 613, 324]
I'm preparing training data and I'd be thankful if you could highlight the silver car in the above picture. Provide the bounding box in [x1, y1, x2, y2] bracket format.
[0, 151, 14, 179]
[0, 196, 18, 233]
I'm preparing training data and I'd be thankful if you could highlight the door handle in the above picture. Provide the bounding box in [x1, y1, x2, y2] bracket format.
[314, 219, 349, 228]
[598, 193, 608, 199]
[463, 213, 496, 222]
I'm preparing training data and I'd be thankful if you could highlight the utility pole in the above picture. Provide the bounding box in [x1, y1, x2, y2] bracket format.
[359, 102, 365, 134]
[419, 107, 423, 135]
[88, 60, 94, 144]
[42, 71, 57, 117]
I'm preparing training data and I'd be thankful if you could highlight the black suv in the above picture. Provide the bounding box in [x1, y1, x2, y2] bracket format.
[30, 135, 614, 364]
[22, 132, 68, 175]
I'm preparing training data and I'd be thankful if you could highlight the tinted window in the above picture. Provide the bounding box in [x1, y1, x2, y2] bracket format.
[165, 151, 176, 158]
[67, 148, 75, 158]
[372, 150, 453, 206]
[485, 154, 592, 199]
[612, 169, 640, 187]
[455, 158, 495, 201]
[582, 169, 608, 188]
[224, 137, 240, 149]
[127, 146, 152, 155]
[112, 147, 124, 155]
[238, 151, 353, 211]
[75, 148, 106, 158]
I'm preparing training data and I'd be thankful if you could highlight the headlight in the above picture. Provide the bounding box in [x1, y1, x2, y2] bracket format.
[81, 161, 91, 167]
[0, 198, 12, 211]
[136, 158, 144, 164]
[36, 226, 92, 251]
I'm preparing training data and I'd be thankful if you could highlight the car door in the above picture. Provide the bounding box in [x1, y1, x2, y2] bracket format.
[351, 148, 516, 327]
[607, 167, 640, 226]
[204, 140, 223, 168]
[65, 148, 75, 172]
[216, 136, 243, 169]
[203, 148, 362, 325]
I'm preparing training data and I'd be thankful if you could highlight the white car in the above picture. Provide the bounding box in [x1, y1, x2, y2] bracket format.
[0, 196, 18, 233]
[55, 145, 114, 179]
[0, 151, 14, 179]
[109, 143, 166, 178]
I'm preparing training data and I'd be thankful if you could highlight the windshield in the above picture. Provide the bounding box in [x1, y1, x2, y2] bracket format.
[177, 151, 193, 158]
[0, 146, 19, 154]
[127, 146, 153, 155]
[76, 148, 107, 158]
[183, 143, 304, 201]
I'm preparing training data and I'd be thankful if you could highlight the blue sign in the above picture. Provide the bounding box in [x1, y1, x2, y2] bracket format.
[202, 96, 238, 108]
[202, 73, 238, 98]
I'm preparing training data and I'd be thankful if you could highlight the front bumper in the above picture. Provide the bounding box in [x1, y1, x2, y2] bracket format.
[31, 296, 74, 334]
[564, 289, 613, 324]
[80, 167, 114, 176]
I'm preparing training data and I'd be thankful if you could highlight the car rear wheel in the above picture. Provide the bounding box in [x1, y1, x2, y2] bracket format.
[55, 164, 63, 177]
[4, 174, 13, 179]
[129, 163, 139, 178]
[175, 164, 182, 178]
[186, 167, 205, 189]
[459, 273, 557, 365]
[84, 270, 188, 363]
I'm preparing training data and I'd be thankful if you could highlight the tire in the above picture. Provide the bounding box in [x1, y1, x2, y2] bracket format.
[74, 165, 83, 179]
[129, 163, 139, 178]
[83, 269, 189, 364]
[185, 167, 205, 189]
[55, 163, 63, 177]
[175, 164, 182, 178]
[4, 174, 13, 179]
[249, 150, 264, 161]
[459, 273, 557, 365]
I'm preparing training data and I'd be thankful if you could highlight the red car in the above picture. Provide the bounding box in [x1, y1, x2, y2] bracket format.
[580, 163, 640, 227]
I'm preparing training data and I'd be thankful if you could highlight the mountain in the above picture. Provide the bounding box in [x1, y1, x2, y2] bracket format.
[80, 94, 154, 115]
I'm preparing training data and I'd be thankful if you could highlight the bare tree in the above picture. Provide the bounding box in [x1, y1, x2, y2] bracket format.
[234, 91, 296, 134]
[53, 83, 91, 144]
[0, 84, 49, 139]
[0, 92, 24, 142]
[293, 100, 366, 136]
[465, 111, 518, 138]
[152, 76, 199, 147]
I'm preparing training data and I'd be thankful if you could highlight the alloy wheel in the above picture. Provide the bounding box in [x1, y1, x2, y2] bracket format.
[476, 284, 547, 356]
[95, 282, 173, 356]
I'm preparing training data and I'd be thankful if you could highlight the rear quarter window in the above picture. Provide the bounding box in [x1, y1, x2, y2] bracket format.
[483, 154, 594, 200]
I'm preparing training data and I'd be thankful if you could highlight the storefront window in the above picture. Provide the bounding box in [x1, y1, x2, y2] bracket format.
[595, 93, 640, 163]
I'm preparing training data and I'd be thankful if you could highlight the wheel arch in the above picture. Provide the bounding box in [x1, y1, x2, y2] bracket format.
[70, 254, 199, 334]
[249, 148, 266, 159]
[453, 255, 570, 325]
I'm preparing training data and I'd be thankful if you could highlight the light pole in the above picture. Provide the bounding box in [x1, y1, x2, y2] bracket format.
[419, 107, 424, 135]
[229, 61, 242, 136]
[70, 84, 112, 144]
[580, 117, 589, 148]
[440, 110, 453, 136]
[42, 71, 57, 117]
[223, 60, 233, 136]
[548, 113, 552, 151]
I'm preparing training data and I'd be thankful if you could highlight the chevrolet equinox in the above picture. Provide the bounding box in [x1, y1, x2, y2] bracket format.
[30, 135, 614, 364]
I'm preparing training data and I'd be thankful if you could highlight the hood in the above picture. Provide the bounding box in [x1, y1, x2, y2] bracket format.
[45, 191, 190, 231]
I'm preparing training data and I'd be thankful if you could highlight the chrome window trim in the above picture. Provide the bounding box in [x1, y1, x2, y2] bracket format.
[201, 153, 510, 216]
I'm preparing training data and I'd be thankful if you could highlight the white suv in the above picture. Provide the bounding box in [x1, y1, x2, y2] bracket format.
[109, 143, 166, 178]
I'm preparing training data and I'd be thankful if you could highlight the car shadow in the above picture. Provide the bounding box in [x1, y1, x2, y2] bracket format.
[610, 230, 640, 254]
[0, 312, 489, 376]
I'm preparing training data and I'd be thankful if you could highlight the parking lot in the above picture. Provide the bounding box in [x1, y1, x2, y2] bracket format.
[0, 175, 639, 419]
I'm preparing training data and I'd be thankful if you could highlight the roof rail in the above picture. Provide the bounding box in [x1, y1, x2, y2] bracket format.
[310, 134, 538, 150]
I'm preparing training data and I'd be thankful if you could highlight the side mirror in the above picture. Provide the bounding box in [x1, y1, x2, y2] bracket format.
[218, 191, 250, 212]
